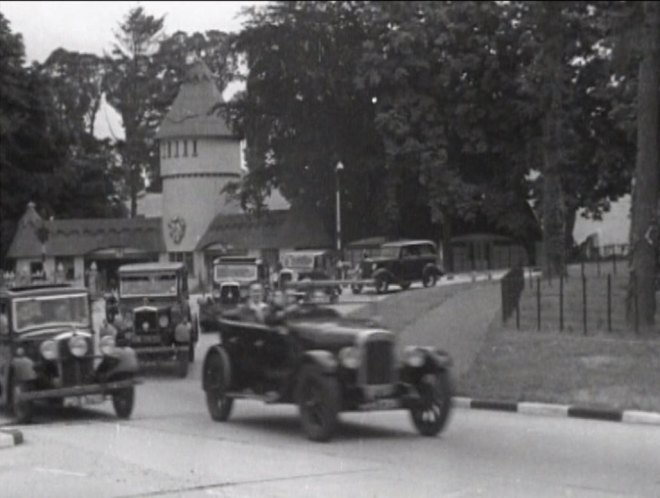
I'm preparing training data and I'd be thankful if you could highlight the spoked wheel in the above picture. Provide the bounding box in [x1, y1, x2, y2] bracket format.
[112, 379, 135, 419]
[203, 347, 234, 422]
[375, 276, 389, 294]
[410, 373, 452, 436]
[176, 348, 190, 378]
[296, 365, 341, 442]
[422, 271, 438, 288]
[11, 379, 34, 424]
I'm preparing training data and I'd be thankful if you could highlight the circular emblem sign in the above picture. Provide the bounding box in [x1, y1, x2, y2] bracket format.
[168, 216, 186, 245]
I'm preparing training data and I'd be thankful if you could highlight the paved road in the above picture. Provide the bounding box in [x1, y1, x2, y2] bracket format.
[2, 332, 659, 498]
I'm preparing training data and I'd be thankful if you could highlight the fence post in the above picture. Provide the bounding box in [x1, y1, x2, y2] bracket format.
[582, 274, 587, 335]
[634, 271, 639, 335]
[612, 251, 617, 275]
[559, 272, 564, 332]
[607, 274, 612, 333]
[537, 277, 541, 332]
[581, 259, 585, 278]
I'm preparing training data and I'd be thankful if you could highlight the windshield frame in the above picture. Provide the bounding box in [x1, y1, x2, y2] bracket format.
[11, 293, 91, 333]
[214, 264, 258, 284]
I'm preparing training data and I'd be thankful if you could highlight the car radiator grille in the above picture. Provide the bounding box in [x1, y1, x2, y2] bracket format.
[134, 310, 158, 334]
[364, 340, 395, 385]
[60, 357, 96, 386]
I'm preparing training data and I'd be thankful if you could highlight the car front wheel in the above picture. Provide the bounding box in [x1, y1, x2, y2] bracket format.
[410, 372, 452, 436]
[296, 365, 341, 442]
[375, 276, 389, 294]
[203, 347, 234, 422]
[422, 271, 438, 288]
[11, 379, 34, 424]
[351, 284, 363, 295]
[112, 383, 135, 419]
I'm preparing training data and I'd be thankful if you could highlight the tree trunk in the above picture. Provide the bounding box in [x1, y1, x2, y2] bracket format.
[627, 1, 659, 333]
[541, 2, 566, 279]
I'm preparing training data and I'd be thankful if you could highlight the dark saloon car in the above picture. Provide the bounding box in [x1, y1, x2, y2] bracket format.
[110, 262, 198, 377]
[0, 283, 139, 423]
[353, 240, 444, 294]
[202, 301, 453, 441]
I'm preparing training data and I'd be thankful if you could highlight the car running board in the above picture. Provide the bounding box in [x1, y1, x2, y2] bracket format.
[225, 390, 281, 404]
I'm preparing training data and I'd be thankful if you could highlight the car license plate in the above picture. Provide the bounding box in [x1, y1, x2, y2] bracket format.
[360, 398, 400, 411]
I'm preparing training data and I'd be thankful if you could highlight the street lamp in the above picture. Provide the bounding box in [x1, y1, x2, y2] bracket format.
[335, 161, 344, 252]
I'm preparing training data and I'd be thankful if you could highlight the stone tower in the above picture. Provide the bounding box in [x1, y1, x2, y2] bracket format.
[155, 60, 242, 279]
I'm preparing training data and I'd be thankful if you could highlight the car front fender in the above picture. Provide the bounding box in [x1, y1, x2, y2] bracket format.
[372, 268, 394, 282]
[11, 357, 37, 382]
[302, 350, 338, 374]
[103, 347, 139, 377]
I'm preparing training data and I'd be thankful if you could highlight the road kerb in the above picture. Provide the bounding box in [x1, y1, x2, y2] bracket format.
[622, 411, 660, 425]
[452, 397, 472, 409]
[518, 402, 569, 418]
[0, 429, 23, 448]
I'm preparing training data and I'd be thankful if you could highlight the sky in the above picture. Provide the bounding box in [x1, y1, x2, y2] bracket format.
[1, 1, 265, 138]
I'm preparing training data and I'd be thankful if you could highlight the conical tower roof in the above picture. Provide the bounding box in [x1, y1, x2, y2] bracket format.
[156, 59, 234, 139]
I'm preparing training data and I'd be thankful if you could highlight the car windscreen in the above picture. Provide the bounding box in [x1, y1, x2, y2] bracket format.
[13, 294, 90, 332]
[119, 273, 177, 297]
[214, 264, 257, 283]
[378, 247, 400, 259]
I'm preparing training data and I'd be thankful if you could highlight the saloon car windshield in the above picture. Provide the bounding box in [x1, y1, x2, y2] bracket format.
[214, 265, 258, 283]
[120, 273, 177, 297]
[13, 294, 90, 332]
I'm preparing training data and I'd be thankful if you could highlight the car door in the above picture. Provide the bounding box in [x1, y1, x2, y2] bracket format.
[400, 246, 418, 280]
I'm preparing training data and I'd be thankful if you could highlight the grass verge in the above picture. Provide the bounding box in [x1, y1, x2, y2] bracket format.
[459, 326, 660, 413]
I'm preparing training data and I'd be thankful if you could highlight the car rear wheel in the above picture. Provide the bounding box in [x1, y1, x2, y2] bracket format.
[112, 381, 135, 419]
[11, 379, 34, 424]
[176, 348, 190, 378]
[410, 372, 452, 436]
[296, 365, 341, 442]
[422, 271, 438, 288]
[203, 347, 234, 422]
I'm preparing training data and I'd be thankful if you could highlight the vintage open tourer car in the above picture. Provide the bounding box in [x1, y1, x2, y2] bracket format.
[202, 302, 453, 441]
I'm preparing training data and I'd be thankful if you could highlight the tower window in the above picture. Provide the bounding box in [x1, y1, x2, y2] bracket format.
[183, 140, 188, 157]
[192, 140, 198, 157]
[174, 141, 179, 157]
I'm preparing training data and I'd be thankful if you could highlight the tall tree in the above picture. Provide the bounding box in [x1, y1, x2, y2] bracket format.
[628, 1, 659, 332]
[104, 7, 165, 217]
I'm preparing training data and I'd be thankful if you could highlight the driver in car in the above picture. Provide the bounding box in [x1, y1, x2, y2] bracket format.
[239, 282, 270, 323]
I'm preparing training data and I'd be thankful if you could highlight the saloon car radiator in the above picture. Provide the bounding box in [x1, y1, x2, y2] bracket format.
[364, 340, 395, 385]
[134, 309, 158, 333]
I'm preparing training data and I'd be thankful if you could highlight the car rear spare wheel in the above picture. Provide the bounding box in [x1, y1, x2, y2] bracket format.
[296, 364, 341, 442]
[203, 347, 234, 422]
[410, 372, 452, 436]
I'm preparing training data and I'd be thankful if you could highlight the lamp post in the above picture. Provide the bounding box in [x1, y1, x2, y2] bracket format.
[335, 161, 344, 253]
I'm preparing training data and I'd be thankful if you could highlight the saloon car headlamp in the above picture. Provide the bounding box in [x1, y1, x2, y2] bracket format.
[68, 335, 88, 357]
[404, 347, 426, 368]
[100, 335, 116, 356]
[158, 315, 169, 328]
[40, 340, 59, 360]
[339, 346, 361, 369]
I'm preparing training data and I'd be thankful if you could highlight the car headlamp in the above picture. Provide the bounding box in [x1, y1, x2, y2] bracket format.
[40, 340, 59, 360]
[404, 347, 426, 368]
[339, 346, 361, 369]
[158, 314, 169, 328]
[68, 335, 88, 357]
[100, 335, 116, 356]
